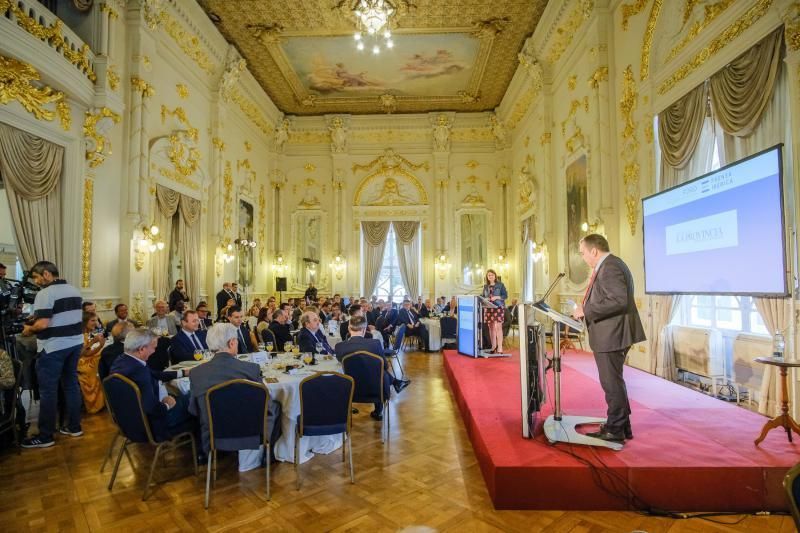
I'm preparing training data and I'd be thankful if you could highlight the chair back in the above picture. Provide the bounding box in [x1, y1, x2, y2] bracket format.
[260, 327, 276, 347]
[298, 372, 354, 437]
[375, 316, 387, 332]
[0, 359, 22, 428]
[341, 351, 385, 404]
[392, 324, 407, 352]
[440, 316, 457, 338]
[205, 379, 269, 451]
[102, 374, 155, 444]
[784, 462, 800, 528]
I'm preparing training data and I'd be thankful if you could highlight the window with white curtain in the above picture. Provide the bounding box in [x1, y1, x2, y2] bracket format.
[374, 225, 406, 303]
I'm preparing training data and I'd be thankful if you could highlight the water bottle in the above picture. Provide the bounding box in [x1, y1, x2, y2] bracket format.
[773, 331, 785, 359]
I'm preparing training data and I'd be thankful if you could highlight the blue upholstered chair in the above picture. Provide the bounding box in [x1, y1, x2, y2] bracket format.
[341, 351, 390, 443]
[259, 327, 276, 348]
[102, 374, 197, 500]
[783, 461, 800, 528]
[440, 316, 458, 341]
[204, 379, 271, 508]
[296, 372, 354, 489]
[386, 324, 407, 379]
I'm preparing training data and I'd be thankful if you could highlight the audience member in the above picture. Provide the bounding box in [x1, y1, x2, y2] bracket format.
[104, 303, 140, 336]
[255, 307, 271, 345]
[335, 316, 410, 421]
[297, 310, 334, 355]
[100, 322, 132, 380]
[418, 298, 432, 318]
[217, 297, 235, 322]
[227, 306, 256, 354]
[268, 309, 292, 349]
[171, 310, 209, 363]
[107, 328, 193, 441]
[169, 300, 186, 324]
[340, 304, 375, 341]
[396, 299, 431, 351]
[215, 282, 234, 315]
[196, 303, 213, 330]
[231, 282, 243, 307]
[77, 312, 106, 413]
[82, 301, 104, 331]
[188, 323, 282, 465]
[146, 300, 178, 336]
[304, 282, 317, 303]
[21, 261, 84, 448]
[168, 279, 189, 311]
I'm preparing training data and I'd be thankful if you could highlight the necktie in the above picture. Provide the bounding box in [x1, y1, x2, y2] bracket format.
[238, 329, 247, 351]
[583, 268, 597, 305]
[190, 333, 202, 350]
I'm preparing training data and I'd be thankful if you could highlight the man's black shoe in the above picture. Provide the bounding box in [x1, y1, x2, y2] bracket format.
[370, 411, 383, 421]
[393, 379, 411, 394]
[599, 423, 633, 440]
[586, 430, 625, 443]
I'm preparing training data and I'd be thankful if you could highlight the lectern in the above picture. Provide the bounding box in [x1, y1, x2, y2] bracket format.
[532, 298, 624, 451]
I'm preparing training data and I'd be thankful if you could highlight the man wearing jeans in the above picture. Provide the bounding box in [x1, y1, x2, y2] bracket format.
[21, 261, 84, 448]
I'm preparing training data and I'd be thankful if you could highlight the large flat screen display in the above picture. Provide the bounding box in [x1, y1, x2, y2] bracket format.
[642, 145, 787, 296]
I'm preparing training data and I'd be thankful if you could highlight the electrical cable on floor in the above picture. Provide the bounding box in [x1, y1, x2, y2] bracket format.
[539, 370, 790, 524]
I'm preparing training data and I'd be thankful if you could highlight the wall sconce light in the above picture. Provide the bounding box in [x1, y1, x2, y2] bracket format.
[495, 253, 509, 274]
[580, 217, 604, 234]
[435, 253, 451, 279]
[273, 254, 287, 276]
[329, 254, 346, 280]
[138, 224, 164, 253]
[219, 241, 235, 263]
[234, 238, 257, 249]
[531, 240, 546, 262]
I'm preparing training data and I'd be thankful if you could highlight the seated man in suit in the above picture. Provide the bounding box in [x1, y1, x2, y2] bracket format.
[267, 308, 292, 350]
[188, 323, 281, 466]
[334, 316, 410, 421]
[297, 310, 334, 355]
[170, 310, 209, 363]
[107, 328, 193, 441]
[396, 299, 431, 351]
[104, 303, 141, 337]
[146, 300, 178, 336]
[226, 306, 257, 354]
[376, 301, 397, 348]
[99, 322, 132, 381]
[418, 299, 432, 319]
[168, 300, 186, 325]
[195, 303, 213, 331]
[340, 304, 375, 341]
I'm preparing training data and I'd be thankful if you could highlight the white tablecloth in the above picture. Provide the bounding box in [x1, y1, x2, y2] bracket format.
[264, 356, 343, 464]
[169, 354, 343, 466]
[421, 318, 442, 351]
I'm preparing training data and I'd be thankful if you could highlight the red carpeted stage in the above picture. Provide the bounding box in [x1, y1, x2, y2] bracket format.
[443, 348, 798, 511]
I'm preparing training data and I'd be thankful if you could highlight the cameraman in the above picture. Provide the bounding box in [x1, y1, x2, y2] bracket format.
[20, 261, 84, 449]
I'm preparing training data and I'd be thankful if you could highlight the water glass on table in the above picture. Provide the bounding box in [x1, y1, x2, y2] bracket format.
[193, 349, 203, 362]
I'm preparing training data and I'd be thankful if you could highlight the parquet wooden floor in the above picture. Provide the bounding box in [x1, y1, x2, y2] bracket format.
[0, 348, 794, 532]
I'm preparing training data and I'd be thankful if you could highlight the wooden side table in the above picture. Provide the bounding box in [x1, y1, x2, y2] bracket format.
[754, 356, 800, 445]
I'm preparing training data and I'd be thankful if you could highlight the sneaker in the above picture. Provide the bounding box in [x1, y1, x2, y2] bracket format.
[59, 427, 84, 437]
[21, 435, 55, 448]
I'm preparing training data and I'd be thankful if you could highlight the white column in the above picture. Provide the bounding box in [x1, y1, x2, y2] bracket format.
[126, 85, 143, 216]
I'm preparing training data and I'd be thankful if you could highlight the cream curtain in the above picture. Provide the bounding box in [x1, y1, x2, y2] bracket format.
[654, 83, 718, 379]
[754, 298, 788, 416]
[153, 185, 180, 301]
[0, 123, 64, 269]
[179, 194, 201, 307]
[709, 29, 787, 415]
[393, 221, 420, 299]
[362, 221, 390, 297]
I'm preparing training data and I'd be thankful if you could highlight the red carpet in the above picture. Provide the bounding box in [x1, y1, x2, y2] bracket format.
[443, 348, 799, 511]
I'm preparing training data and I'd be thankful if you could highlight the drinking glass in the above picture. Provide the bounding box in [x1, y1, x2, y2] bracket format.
[266, 341, 274, 353]
[284, 341, 293, 353]
[193, 349, 203, 361]
[257, 343, 265, 353]
[315, 342, 323, 356]
[292, 344, 300, 356]
[303, 353, 313, 365]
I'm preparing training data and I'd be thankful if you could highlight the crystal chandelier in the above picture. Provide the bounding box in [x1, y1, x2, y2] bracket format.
[352, 0, 395, 54]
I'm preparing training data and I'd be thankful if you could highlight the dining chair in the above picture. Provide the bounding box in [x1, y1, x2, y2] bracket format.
[341, 351, 389, 443]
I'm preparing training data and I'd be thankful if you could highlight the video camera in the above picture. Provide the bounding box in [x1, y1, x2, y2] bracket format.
[1, 271, 41, 335]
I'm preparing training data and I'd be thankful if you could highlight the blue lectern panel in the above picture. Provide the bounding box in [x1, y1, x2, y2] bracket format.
[457, 296, 476, 356]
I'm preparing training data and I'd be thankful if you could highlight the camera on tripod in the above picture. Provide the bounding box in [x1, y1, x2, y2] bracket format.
[1, 271, 41, 336]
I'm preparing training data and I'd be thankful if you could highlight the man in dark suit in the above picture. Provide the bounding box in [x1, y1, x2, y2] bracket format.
[227, 306, 256, 354]
[99, 322, 132, 380]
[573, 234, 645, 444]
[335, 316, 409, 420]
[196, 303, 213, 331]
[231, 282, 243, 308]
[297, 311, 334, 355]
[340, 304, 375, 341]
[170, 310, 209, 363]
[168, 279, 189, 311]
[104, 303, 141, 337]
[395, 300, 431, 351]
[418, 299, 432, 318]
[215, 282, 234, 316]
[107, 328, 193, 442]
[188, 323, 281, 457]
[268, 309, 292, 350]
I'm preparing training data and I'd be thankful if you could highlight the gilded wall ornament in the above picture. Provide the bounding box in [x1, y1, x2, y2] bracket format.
[84, 107, 120, 168]
[432, 114, 451, 151]
[274, 118, 290, 152]
[131, 76, 155, 97]
[620, 0, 648, 30]
[540, 132, 551, 145]
[640, 0, 663, 81]
[657, 0, 772, 94]
[546, 0, 594, 64]
[228, 86, 272, 136]
[212, 137, 226, 151]
[244, 141, 252, 152]
[56, 100, 71, 131]
[786, 3, 800, 51]
[488, 113, 508, 148]
[458, 91, 480, 104]
[352, 148, 429, 174]
[329, 116, 348, 153]
[107, 66, 120, 91]
[567, 75, 577, 91]
[157, 10, 216, 75]
[176, 83, 189, 99]
[0, 55, 64, 121]
[587, 66, 608, 89]
[666, 0, 734, 61]
[619, 65, 639, 236]
[160, 105, 198, 140]
[379, 93, 398, 114]
[222, 161, 233, 235]
[81, 177, 93, 288]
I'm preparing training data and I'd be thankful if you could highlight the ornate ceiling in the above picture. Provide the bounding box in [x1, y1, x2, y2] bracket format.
[198, 0, 548, 116]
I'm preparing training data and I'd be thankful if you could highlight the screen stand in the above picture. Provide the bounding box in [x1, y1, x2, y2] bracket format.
[534, 300, 623, 452]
